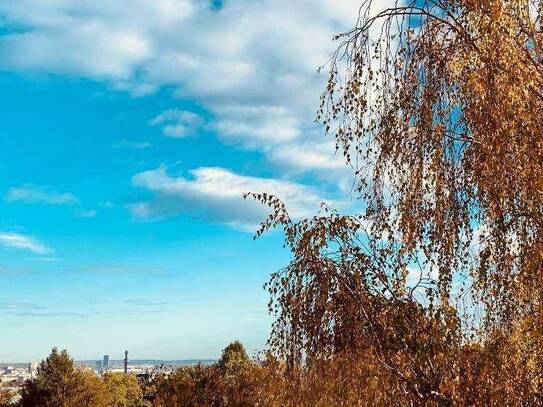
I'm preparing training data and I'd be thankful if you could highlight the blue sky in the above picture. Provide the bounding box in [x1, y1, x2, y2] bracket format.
[0, 0, 374, 362]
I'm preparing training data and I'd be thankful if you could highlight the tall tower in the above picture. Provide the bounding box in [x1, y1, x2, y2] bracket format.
[103, 355, 109, 370]
[123, 350, 128, 374]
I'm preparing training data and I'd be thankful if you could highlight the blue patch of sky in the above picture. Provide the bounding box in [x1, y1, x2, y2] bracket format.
[0, 70, 291, 361]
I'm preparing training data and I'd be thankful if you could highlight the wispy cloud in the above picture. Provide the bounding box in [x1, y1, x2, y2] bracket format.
[99, 201, 117, 209]
[269, 139, 348, 174]
[33, 256, 61, 262]
[245, 309, 270, 322]
[66, 263, 165, 274]
[73, 209, 97, 218]
[149, 109, 204, 138]
[0, 265, 34, 274]
[14, 311, 88, 318]
[0, 232, 52, 254]
[212, 105, 301, 147]
[112, 138, 153, 149]
[6, 184, 77, 205]
[0, 299, 91, 318]
[0, 300, 45, 311]
[130, 165, 340, 230]
[125, 299, 170, 307]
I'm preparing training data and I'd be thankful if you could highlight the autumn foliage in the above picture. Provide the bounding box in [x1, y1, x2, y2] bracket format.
[245, 0, 543, 404]
[6, 1, 543, 405]
[15, 348, 147, 407]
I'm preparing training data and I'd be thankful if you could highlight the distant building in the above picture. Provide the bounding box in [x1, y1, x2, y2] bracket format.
[96, 360, 102, 369]
[103, 355, 109, 369]
[124, 351, 128, 374]
[29, 362, 38, 378]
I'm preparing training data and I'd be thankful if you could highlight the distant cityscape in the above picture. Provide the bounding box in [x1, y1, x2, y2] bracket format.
[0, 352, 216, 402]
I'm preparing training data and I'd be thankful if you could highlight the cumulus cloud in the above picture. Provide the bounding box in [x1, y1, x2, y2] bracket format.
[0, 0, 395, 174]
[213, 105, 302, 146]
[0, 232, 52, 254]
[269, 139, 347, 173]
[267, 138, 358, 193]
[130, 165, 338, 230]
[6, 184, 78, 205]
[149, 109, 204, 138]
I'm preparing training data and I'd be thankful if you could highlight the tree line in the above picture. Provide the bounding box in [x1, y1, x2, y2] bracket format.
[0, 342, 265, 407]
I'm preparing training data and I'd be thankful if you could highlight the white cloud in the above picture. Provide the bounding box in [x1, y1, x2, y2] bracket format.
[213, 105, 301, 147]
[0, 0, 187, 78]
[149, 109, 203, 138]
[268, 138, 357, 193]
[0, 232, 52, 254]
[6, 184, 78, 205]
[0, 0, 394, 174]
[130, 165, 338, 230]
[269, 139, 347, 173]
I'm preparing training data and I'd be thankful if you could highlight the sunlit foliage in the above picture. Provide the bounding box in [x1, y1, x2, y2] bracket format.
[245, 0, 543, 404]
[19, 348, 96, 407]
[318, 0, 543, 328]
[103, 372, 146, 407]
[0, 385, 14, 407]
[16, 348, 148, 407]
[151, 341, 266, 407]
